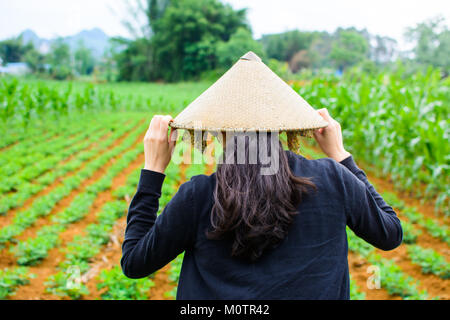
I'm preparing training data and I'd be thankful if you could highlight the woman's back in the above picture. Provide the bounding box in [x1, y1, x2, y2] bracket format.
[121, 150, 402, 299]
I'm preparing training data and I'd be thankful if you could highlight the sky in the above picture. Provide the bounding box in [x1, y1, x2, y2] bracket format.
[0, 0, 449, 48]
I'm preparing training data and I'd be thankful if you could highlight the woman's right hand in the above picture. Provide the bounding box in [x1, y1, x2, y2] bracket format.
[313, 108, 351, 162]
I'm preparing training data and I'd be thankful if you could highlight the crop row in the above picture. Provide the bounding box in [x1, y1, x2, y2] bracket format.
[0, 118, 141, 216]
[0, 113, 129, 178]
[1, 79, 120, 126]
[0, 114, 100, 168]
[8, 134, 145, 266]
[0, 142, 144, 298]
[379, 191, 449, 246]
[0, 120, 146, 246]
[347, 229, 435, 299]
[44, 200, 129, 298]
[44, 167, 143, 299]
[349, 276, 366, 300]
[0, 127, 110, 194]
[45, 165, 155, 299]
[1, 78, 207, 129]
[406, 245, 450, 279]
[1, 124, 58, 150]
[0, 266, 34, 299]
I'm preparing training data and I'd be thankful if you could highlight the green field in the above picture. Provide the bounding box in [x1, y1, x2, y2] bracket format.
[0, 72, 448, 300]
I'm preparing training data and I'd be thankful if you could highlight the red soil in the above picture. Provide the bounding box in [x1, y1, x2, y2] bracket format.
[8, 132, 146, 300]
[5, 135, 448, 300]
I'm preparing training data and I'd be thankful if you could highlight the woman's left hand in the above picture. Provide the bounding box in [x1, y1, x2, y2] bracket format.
[143, 115, 177, 174]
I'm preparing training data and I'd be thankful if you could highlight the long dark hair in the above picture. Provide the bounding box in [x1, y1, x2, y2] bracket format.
[207, 132, 317, 261]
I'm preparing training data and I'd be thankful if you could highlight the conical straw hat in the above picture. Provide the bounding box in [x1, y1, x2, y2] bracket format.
[170, 51, 328, 135]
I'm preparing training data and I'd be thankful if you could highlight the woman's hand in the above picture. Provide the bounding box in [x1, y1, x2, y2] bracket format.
[313, 108, 351, 162]
[143, 115, 177, 174]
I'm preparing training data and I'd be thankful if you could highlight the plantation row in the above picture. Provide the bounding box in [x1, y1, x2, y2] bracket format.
[0, 78, 208, 131]
[0, 116, 136, 214]
[1, 115, 449, 300]
[0, 115, 148, 298]
[0, 117, 146, 246]
[0, 149, 185, 299]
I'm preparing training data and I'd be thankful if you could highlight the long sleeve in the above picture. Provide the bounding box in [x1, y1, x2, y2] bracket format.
[121, 169, 196, 279]
[338, 155, 403, 250]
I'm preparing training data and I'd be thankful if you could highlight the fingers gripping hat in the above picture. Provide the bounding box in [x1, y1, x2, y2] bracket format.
[169, 51, 328, 154]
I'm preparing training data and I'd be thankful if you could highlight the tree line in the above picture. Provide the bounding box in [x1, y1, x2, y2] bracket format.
[0, 37, 96, 80]
[0, 0, 448, 81]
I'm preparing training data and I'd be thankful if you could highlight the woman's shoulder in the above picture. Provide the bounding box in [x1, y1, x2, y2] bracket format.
[286, 150, 342, 173]
[179, 171, 216, 198]
[287, 151, 361, 188]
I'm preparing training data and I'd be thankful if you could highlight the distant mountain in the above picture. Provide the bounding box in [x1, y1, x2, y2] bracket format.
[18, 28, 110, 59]
[21, 29, 41, 46]
[64, 28, 110, 58]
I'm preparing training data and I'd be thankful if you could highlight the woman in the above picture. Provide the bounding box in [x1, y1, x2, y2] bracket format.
[120, 109, 403, 300]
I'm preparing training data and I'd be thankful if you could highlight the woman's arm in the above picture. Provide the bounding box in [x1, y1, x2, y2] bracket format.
[121, 115, 197, 278]
[121, 169, 195, 278]
[339, 156, 403, 250]
[313, 108, 402, 250]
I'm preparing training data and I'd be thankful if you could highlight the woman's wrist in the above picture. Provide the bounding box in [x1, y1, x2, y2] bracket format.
[144, 163, 166, 174]
[330, 150, 351, 162]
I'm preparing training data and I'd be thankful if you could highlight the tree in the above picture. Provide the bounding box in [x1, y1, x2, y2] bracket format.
[330, 30, 369, 70]
[74, 41, 96, 75]
[23, 47, 46, 73]
[120, 0, 170, 39]
[405, 16, 450, 74]
[216, 28, 265, 69]
[260, 30, 316, 62]
[0, 36, 33, 64]
[370, 35, 397, 65]
[115, 0, 248, 81]
[150, 0, 249, 81]
[48, 38, 73, 80]
[434, 30, 450, 74]
[308, 32, 333, 69]
[98, 41, 120, 82]
[113, 37, 154, 81]
[289, 50, 310, 73]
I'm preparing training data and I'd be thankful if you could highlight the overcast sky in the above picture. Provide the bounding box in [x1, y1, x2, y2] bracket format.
[1, 0, 449, 46]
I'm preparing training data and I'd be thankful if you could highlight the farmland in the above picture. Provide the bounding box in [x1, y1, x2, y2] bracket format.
[0, 71, 448, 300]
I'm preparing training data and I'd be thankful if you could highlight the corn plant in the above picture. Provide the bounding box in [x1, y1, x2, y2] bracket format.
[294, 68, 450, 213]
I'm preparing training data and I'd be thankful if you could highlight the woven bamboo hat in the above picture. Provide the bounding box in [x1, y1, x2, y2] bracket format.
[170, 51, 328, 153]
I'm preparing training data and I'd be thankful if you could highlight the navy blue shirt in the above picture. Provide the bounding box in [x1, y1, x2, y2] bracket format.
[121, 152, 402, 299]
